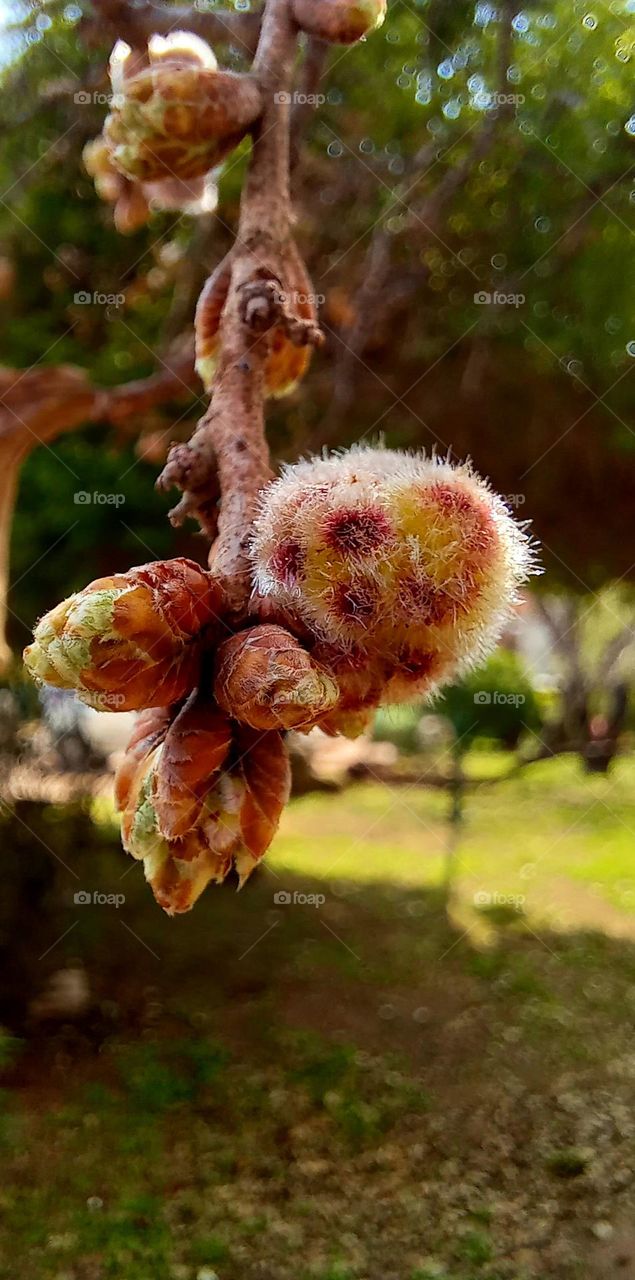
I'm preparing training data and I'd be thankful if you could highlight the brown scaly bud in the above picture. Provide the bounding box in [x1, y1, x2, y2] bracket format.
[116, 712, 290, 911]
[232, 727, 291, 886]
[214, 625, 339, 731]
[104, 34, 262, 184]
[24, 558, 221, 712]
[195, 243, 319, 399]
[115, 706, 171, 820]
[153, 690, 232, 840]
[291, 0, 387, 44]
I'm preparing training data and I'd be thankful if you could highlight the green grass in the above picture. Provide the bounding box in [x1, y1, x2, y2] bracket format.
[272, 753, 635, 932]
[4, 755, 635, 1279]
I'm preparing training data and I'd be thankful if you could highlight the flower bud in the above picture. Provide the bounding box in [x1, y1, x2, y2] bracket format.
[153, 691, 232, 840]
[251, 447, 536, 702]
[116, 711, 290, 911]
[214, 625, 339, 730]
[24, 558, 221, 711]
[291, 0, 386, 43]
[104, 34, 262, 184]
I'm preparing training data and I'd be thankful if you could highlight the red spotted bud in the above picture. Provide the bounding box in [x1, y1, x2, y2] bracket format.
[251, 447, 536, 703]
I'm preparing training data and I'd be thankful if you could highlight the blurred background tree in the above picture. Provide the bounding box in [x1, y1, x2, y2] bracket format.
[1, 0, 634, 652]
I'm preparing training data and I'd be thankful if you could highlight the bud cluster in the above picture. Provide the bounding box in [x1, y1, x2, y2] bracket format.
[24, 449, 533, 910]
[115, 694, 290, 913]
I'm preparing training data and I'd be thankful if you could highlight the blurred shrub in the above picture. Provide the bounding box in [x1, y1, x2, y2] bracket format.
[440, 650, 542, 751]
[372, 703, 421, 755]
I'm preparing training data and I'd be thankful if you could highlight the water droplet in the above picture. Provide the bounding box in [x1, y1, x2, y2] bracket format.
[605, 315, 621, 333]
[442, 98, 461, 120]
[63, 3, 82, 19]
[359, 138, 374, 154]
[624, 115, 635, 136]
[627, 341, 635, 358]
[512, 12, 530, 33]
[534, 216, 551, 233]
[396, 73, 410, 88]
[437, 58, 454, 79]
[582, 12, 597, 28]
[36, 12, 53, 28]
[327, 140, 343, 158]
[491, 253, 507, 270]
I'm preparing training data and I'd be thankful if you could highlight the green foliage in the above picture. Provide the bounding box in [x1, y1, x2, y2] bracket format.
[1, 0, 634, 618]
[441, 650, 542, 749]
[373, 701, 422, 753]
[114, 1038, 228, 1113]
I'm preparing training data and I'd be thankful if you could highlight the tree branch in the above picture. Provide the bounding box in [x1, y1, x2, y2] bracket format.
[88, 0, 262, 56]
[157, 0, 326, 619]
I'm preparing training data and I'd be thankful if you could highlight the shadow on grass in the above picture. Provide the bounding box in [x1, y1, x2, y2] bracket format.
[3, 804, 635, 1279]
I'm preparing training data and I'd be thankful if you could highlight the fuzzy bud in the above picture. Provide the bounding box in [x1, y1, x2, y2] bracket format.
[251, 447, 536, 702]
[104, 34, 262, 184]
[214, 624, 339, 730]
[291, 0, 386, 43]
[24, 558, 220, 711]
